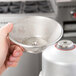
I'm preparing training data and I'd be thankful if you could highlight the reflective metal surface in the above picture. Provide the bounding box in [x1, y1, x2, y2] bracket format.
[57, 40, 74, 50]
[42, 40, 76, 76]
[9, 16, 63, 54]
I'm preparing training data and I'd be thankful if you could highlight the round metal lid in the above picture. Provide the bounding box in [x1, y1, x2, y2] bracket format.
[57, 40, 75, 50]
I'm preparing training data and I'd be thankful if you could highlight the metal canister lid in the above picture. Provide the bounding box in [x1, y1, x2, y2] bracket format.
[57, 40, 75, 50]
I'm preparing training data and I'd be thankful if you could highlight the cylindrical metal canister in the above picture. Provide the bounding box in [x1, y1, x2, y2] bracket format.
[40, 40, 76, 76]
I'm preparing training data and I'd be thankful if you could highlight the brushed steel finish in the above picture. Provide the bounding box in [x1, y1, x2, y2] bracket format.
[9, 16, 63, 54]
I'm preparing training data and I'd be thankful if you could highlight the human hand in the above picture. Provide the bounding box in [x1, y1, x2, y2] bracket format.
[0, 23, 24, 75]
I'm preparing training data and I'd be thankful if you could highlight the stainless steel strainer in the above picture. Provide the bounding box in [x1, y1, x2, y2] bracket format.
[9, 16, 63, 54]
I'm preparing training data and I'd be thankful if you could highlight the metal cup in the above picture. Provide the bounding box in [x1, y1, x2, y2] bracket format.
[9, 16, 63, 54]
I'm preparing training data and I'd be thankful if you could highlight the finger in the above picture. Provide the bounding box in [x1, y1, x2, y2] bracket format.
[9, 45, 16, 54]
[9, 45, 24, 54]
[9, 56, 20, 62]
[0, 23, 13, 37]
[9, 45, 21, 54]
[10, 40, 24, 51]
[10, 40, 16, 45]
[9, 45, 23, 56]
[6, 61, 18, 67]
[13, 49, 23, 57]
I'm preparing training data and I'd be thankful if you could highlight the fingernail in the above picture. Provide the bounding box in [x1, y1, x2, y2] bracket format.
[15, 52, 20, 56]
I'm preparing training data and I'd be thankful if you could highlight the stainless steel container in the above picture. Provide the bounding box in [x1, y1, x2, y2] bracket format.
[9, 16, 63, 54]
[40, 40, 76, 76]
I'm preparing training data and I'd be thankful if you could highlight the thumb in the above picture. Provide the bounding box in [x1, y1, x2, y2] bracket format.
[0, 23, 13, 37]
